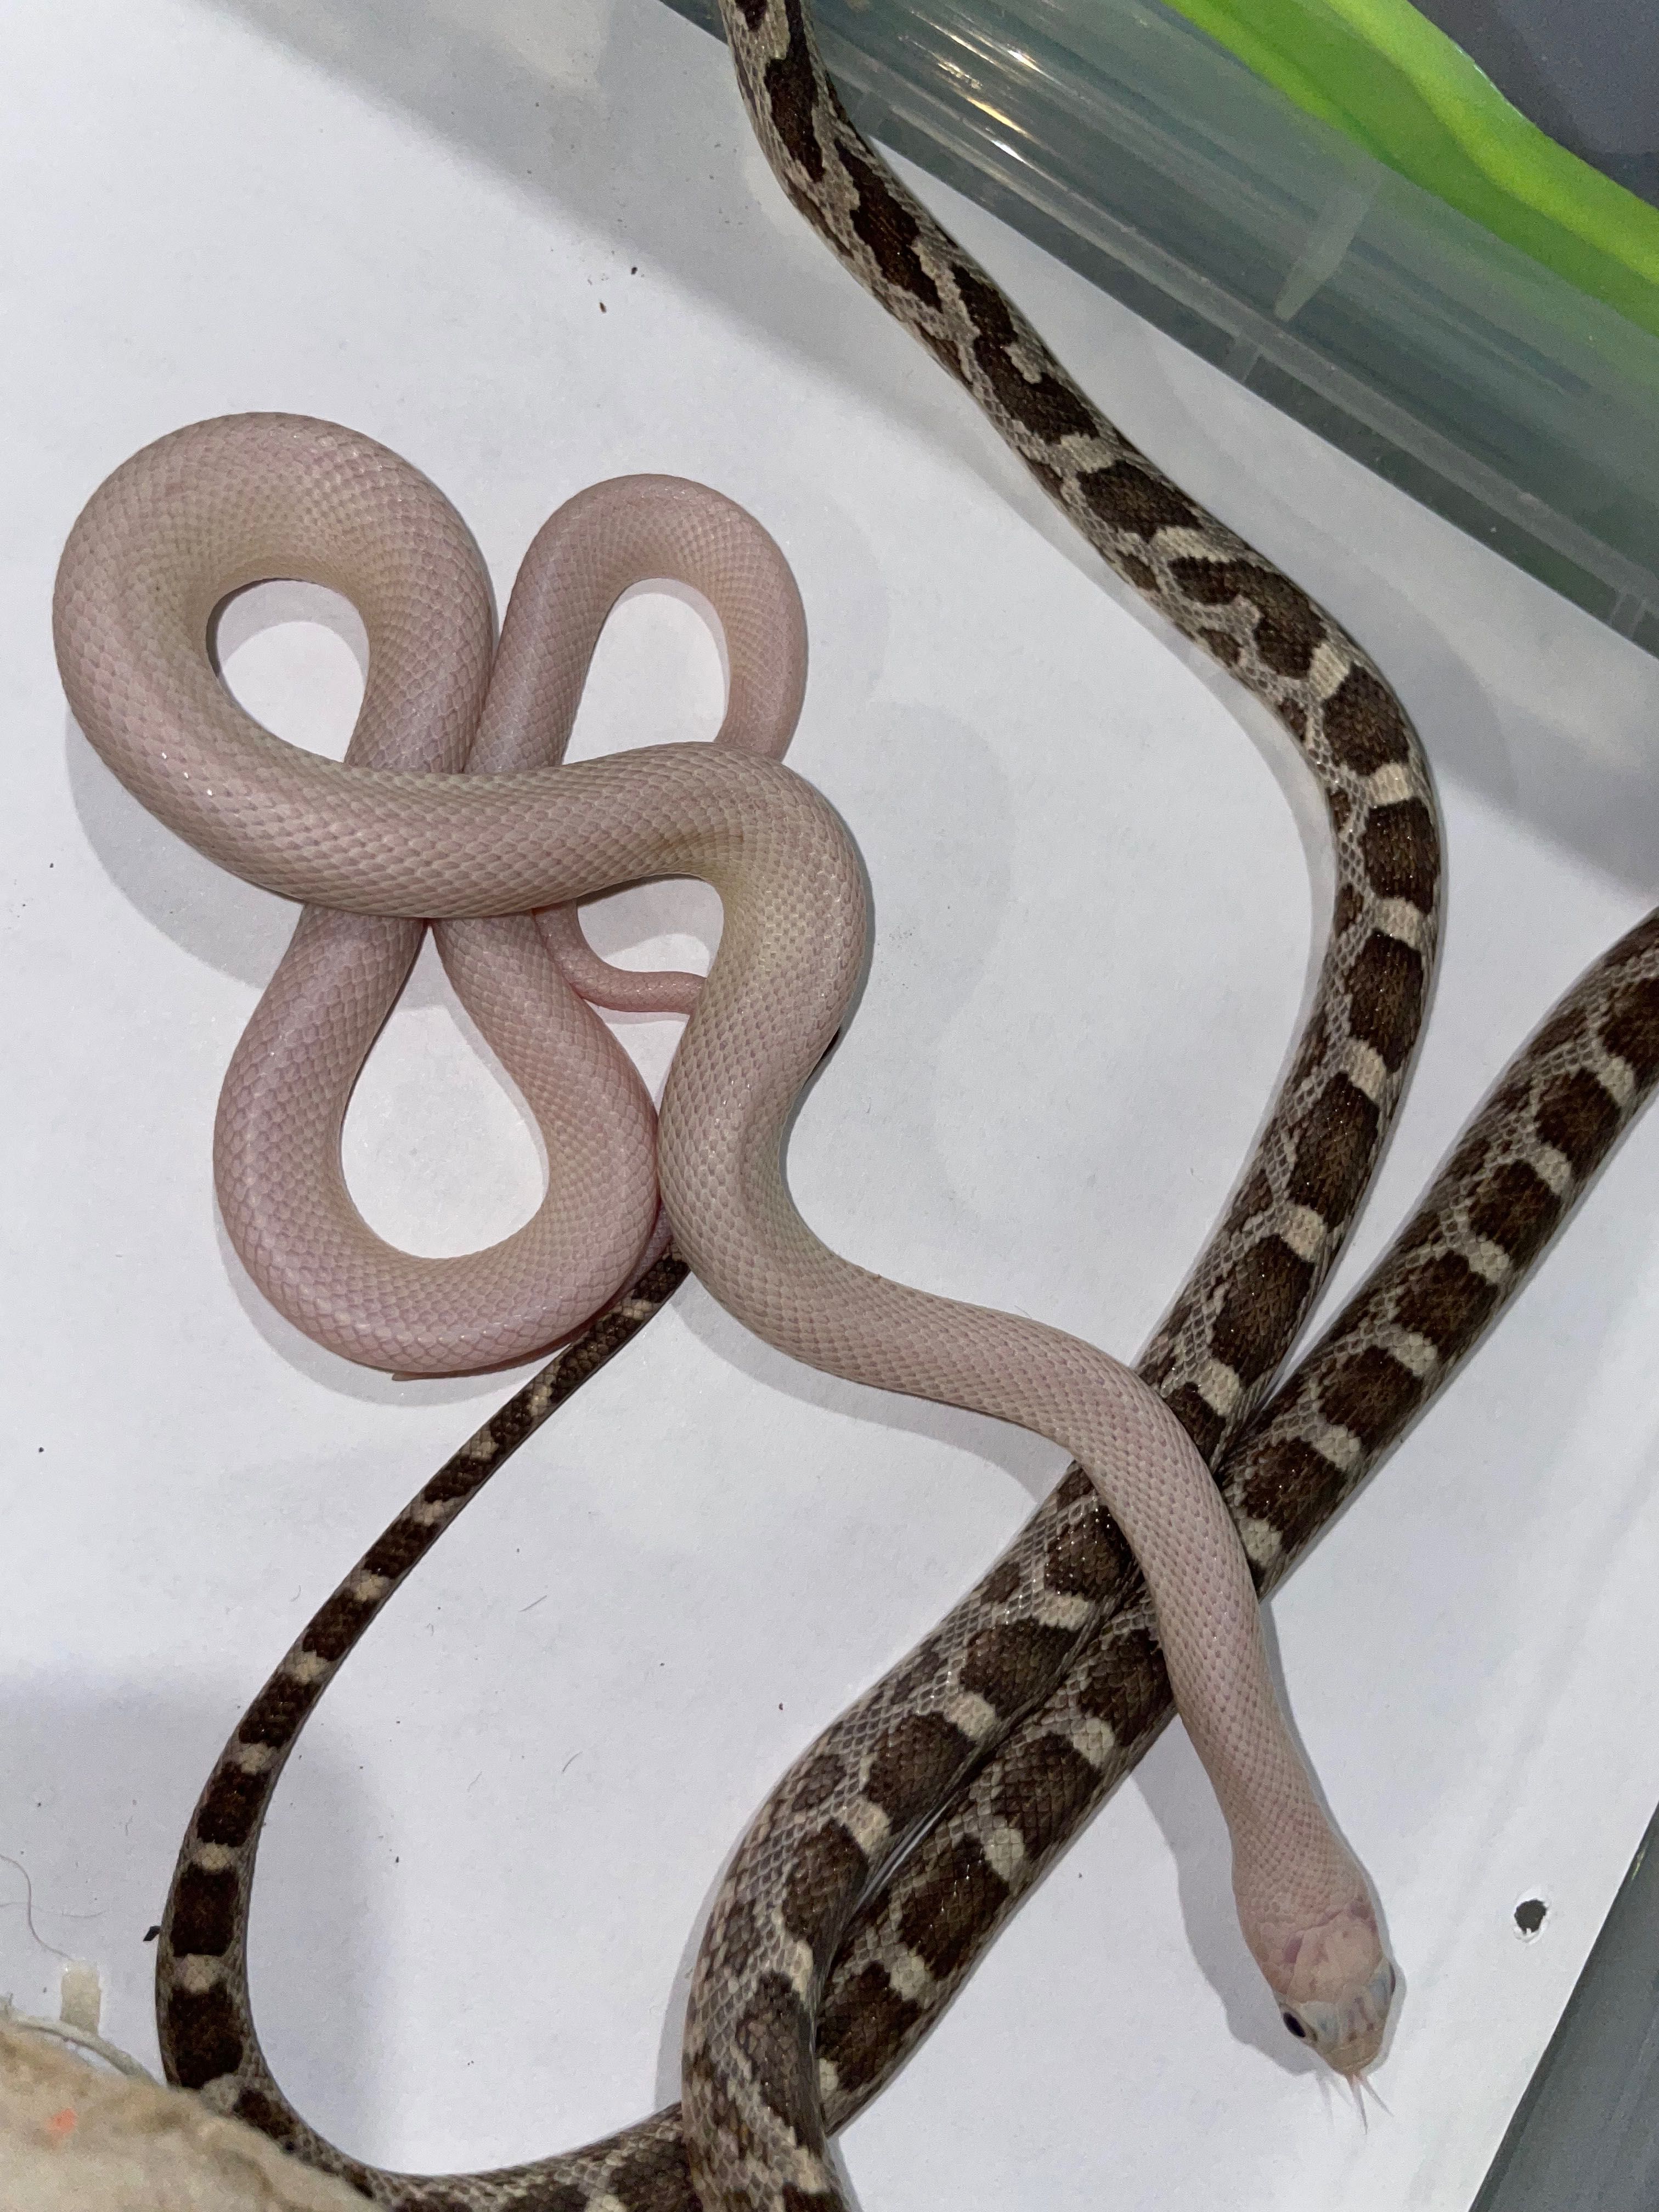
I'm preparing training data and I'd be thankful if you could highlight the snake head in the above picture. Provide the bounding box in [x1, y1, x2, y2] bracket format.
[1269, 1897, 1397, 2076]
[1276, 1955, 1396, 2075]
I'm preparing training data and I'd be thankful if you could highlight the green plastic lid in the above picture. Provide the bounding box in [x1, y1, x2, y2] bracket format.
[1160, 0, 1659, 335]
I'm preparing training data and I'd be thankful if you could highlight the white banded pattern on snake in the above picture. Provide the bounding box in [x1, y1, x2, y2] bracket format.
[151, 902, 1659, 2211]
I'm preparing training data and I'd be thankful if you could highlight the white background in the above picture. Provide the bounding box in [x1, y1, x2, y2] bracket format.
[5, 0, 1659, 2204]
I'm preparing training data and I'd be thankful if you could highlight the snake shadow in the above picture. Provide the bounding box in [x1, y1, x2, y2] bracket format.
[0, 1675, 379, 2147]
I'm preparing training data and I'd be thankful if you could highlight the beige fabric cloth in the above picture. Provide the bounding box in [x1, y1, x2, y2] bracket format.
[0, 2022, 364, 2210]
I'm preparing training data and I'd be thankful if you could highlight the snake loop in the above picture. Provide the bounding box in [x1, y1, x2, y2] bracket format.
[143, 430, 809, 1373]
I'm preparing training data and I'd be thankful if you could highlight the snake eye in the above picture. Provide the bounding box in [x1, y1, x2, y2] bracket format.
[1282, 2012, 1307, 2039]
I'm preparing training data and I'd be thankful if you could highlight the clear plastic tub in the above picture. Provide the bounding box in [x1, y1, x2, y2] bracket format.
[666, 0, 1659, 657]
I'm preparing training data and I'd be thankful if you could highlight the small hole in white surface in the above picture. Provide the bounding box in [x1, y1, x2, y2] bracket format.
[1514, 1895, 1549, 1940]
[213, 582, 368, 760]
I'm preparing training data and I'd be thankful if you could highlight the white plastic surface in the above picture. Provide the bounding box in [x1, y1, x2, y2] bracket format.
[4, 0, 1659, 2204]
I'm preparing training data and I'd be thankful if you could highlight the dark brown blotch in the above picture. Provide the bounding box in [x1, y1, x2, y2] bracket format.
[1073, 1621, 1164, 1740]
[1229, 1434, 1342, 1575]
[1223, 1169, 1273, 1237]
[1209, 1235, 1316, 1390]
[917, 321, 967, 387]
[193, 1765, 267, 1852]
[1138, 1329, 1179, 1390]
[733, 1972, 822, 2148]
[609, 2139, 696, 2212]
[984, 1728, 1100, 1859]
[779, 1820, 868, 1957]
[895, 1836, 1011, 1978]
[1166, 560, 1324, 678]
[862, 1711, 972, 1829]
[239, 1670, 321, 1749]
[168, 1864, 238, 1959]
[162, 1983, 244, 2089]
[1442, 1125, 1490, 1188]
[1164, 1382, 1226, 1464]
[1285, 1008, 1332, 1094]
[1389, 1203, 1443, 1263]
[1361, 797, 1439, 910]
[792, 1749, 848, 1813]
[421, 1460, 493, 1506]
[843, 142, 942, 308]
[229, 2088, 296, 2149]
[980, 1555, 1024, 1606]
[881, 1629, 950, 1714]
[1534, 1066, 1622, 1178]
[764, 0, 827, 182]
[304, 1587, 380, 1664]
[1347, 932, 1426, 1074]
[1024, 456, 1065, 503]
[1321, 665, 1413, 774]
[363, 1514, 432, 1582]
[1391, 1252, 1498, 1363]
[1317, 1344, 1425, 1449]
[1517, 997, 1587, 1070]
[817, 1960, 922, 2102]
[1076, 461, 1200, 542]
[951, 266, 1097, 441]
[958, 1618, 1079, 1716]
[681, 2049, 754, 2175]
[1286, 1073, 1379, 1228]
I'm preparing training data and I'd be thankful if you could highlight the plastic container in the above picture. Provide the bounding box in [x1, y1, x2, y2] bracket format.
[666, 0, 1659, 656]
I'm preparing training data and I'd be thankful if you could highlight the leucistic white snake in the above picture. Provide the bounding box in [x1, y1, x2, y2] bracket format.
[54, 411, 1393, 2070]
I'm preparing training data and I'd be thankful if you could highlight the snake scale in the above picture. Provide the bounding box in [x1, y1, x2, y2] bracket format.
[139, 0, 1653, 2198]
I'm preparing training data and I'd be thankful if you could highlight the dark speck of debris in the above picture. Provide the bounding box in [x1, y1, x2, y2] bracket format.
[631, 266, 639, 274]
[600, 301, 607, 313]
[143, 1925, 160, 1943]
[1515, 1897, 1548, 1938]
